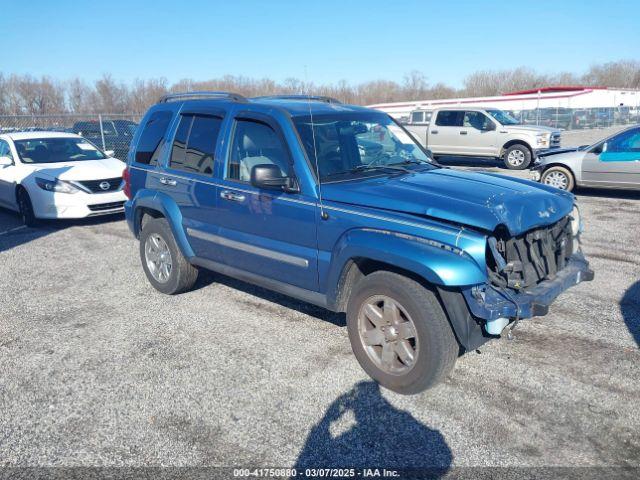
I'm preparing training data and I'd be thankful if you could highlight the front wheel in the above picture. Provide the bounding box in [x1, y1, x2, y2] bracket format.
[346, 271, 458, 395]
[541, 166, 575, 191]
[139, 217, 198, 294]
[17, 188, 38, 227]
[503, 144, 532, 170]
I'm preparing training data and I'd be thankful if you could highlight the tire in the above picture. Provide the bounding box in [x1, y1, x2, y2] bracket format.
[17, 188, 38, 227]
[139, 217, 198, 294]
[541, 166, 575, 192]
[346, 271, 458, 395]
[503, 144, 532, 170]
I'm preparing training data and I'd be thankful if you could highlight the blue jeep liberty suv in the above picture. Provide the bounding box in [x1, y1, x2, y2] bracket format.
[124, 92, 593, 394]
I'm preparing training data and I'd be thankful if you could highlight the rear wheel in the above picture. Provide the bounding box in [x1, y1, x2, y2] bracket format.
[503, 144, 532, 170]
[17, 188, 38, 227]
[139, 217, 198, 294]
[541, 166, 575, 192]
[346, 271, 458, 394]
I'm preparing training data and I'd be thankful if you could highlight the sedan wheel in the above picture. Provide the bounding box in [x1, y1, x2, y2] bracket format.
[543, 171, 569, 189]
[541, 166, 575, 192]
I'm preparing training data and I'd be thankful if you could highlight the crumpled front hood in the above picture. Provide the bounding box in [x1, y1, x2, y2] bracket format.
[321, 168, 574, 236]
[21, 157, 125, 181]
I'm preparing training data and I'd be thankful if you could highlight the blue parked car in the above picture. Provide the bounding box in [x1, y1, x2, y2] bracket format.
[123, 92, 593, 394]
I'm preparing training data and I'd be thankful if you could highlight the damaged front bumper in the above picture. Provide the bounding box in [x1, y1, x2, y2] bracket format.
[462, 252, 594, 331]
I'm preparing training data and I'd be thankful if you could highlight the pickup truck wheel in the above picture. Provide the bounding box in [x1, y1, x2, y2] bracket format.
[541, 166, 575, 192]
[346, 271, 458, 394]
[504, 144, 532, 170]
[139, 217, 198, 294]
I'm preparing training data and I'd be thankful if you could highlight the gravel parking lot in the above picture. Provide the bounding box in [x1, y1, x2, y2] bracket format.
[0, 170, 638, 473]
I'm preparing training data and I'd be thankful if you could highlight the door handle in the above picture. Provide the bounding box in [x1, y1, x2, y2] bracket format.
[459, 131, 468, 135]
[220, 190, 246, 202]
[430, 130, 439, 134]
[159, 177, 177, 186]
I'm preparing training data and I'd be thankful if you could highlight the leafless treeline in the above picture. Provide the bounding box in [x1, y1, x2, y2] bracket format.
[1, 60, 639, 115]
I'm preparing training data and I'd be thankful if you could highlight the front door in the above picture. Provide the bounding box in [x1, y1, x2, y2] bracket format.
[214, 113, 319, 292]
[582, 127, 640, 188]
[460, 111, 498, 156]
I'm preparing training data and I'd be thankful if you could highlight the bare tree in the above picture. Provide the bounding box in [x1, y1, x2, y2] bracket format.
[0, 59, 639, 115]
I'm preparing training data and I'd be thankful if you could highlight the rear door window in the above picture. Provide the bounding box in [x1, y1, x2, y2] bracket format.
[168, 115, 222, 175]
[435, 111, 464, 127]
[134, 110, 173, 165]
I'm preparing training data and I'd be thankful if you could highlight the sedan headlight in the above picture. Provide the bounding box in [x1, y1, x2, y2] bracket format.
[35, 177, 80, 194]
[570, 205, 582, 236]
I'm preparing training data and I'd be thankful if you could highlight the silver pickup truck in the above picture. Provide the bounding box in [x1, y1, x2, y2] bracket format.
[404, 107, 561, 169]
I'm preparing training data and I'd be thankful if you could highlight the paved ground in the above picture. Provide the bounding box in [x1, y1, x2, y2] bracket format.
[0, 156, 638, 472]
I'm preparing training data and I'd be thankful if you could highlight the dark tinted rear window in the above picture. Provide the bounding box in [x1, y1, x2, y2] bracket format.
[435, 111, 464, 127]
[135, 110, 172, 165]
[169, 114, 221, 175]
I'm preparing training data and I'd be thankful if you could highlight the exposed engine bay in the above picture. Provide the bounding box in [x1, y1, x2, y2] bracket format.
[487, 216, 575, 290]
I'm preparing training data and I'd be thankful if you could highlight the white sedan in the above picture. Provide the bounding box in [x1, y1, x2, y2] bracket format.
[0, 131, 127, 226]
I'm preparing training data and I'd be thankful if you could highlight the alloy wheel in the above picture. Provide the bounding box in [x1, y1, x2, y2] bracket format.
[543, 171, 569, 190]
[145, 234, 173, 283]
[507, 149, 526, 167]
[357, 295, 419, 375]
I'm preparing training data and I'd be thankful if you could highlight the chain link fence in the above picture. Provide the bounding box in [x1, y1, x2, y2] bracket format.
[0, 113, 143, 160]
[506, 106, 640, 130]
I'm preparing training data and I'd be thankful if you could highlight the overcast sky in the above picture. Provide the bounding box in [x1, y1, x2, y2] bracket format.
[4, 0, 639, 87]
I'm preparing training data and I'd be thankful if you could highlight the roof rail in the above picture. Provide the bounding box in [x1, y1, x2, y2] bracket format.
[159, 91, 247, 103]
[253, 95, 343, 104]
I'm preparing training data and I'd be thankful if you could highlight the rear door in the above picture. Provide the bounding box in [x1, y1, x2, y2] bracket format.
[582, 127, 640, 188]
[212, 111, 319, 291]
[158, 109, 227, 262]
[428, 110, 464, 155]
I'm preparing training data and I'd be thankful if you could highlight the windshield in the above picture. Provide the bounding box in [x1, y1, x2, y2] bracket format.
[293, 112, 436, 181]
[486, 109, 520, 125]
[15, 137, 106, 164]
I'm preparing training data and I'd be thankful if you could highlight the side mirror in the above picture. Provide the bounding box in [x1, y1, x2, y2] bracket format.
[104, 150, 115, 157]
[483, 122, 496, 131]
[0, 156, 13, 167]
[250, 164, 297, 192]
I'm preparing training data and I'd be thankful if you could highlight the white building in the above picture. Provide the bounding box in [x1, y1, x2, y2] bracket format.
[369, 86, 640, 125]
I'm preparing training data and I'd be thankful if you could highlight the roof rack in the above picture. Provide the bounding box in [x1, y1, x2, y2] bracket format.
[158, 91, 247, 103]
[253, 95, 343, 104]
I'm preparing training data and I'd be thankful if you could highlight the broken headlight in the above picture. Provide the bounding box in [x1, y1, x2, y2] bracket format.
[570, 205, 582, 237]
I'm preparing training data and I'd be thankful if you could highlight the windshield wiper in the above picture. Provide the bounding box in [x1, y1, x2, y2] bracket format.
[391, 159, 431, 166]
[350, 164, 412, 174]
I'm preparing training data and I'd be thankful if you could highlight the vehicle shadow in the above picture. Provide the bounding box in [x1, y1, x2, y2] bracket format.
[193, 270, 346, 327]
[621, 280, 640, 348]
[0, 210, 124, 254]
[294, 381, 452, 475]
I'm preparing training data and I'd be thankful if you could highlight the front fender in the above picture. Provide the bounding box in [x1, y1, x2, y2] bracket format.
[128, 189, 194, 258]
[325, 228, 487, 305]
